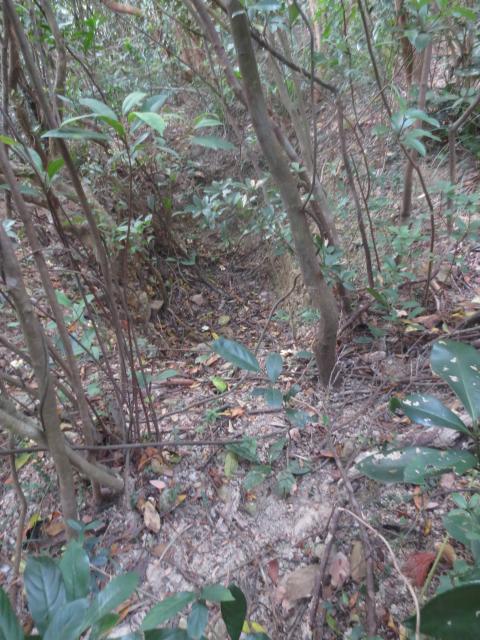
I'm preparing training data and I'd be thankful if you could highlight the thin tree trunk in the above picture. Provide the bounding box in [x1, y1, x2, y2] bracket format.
[228, 0, 339, 385]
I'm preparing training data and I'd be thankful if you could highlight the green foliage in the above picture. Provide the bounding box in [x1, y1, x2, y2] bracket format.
[1, 540, 268, 639]
[359, 341, 480, 485]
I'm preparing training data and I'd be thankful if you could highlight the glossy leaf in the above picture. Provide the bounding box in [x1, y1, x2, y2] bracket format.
[144, 630, 189, 639]
[41, 127, 109, 141]
[221, 585, 247, 640]
[24, 557, 67, 633]
[265, 353, 283, 383]
[210, 376, 228, 392]
[431, 340, 480, 422]
[190, 136, 235, 151]
[194, 115, 222, 129]
[82, 572, 139, 631]
[263, 387, 283, 409]
[79, 97, 118, 121]
[358, 447, 476, 484]
[141, 592, 195, 631]
[390, 394, 470, 434]
[404, 582, 480, 639]
[122, 91, 147, 115]
[212, 338, 260, 372]
[132, 112, 167, 136]
[59, 540, 90, 600]
[187, 601, 208, 640]
[47, 158, 64, 180]
[199, 584, 235, 602]
[43, 598, 89, 640]
[0, 587, 24, 640]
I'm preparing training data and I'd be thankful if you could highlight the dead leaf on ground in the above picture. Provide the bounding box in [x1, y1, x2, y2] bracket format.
[282, 565, 318, 602]
[350, 541, 366, 583]
[267, 559, 279, 585]
[402, 551, 436, 587]
[328, 551, 350, 588]
[143, 500, 161, 533]
[435, 542, 457, 567]
[45, 519, 65, 537]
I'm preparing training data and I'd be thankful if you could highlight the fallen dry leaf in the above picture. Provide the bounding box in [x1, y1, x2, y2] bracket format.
[45, 520, 65, 537]
[402, 551, 436, 587]
[149, 479, 167, 491]
[350, 541, 367, 584]
[329, 551, 350, 589]
[143, 500, 161, 533]
[282, 565, 318, 602]
[267, 559, 279, 585]
[435, 542, 457, 567]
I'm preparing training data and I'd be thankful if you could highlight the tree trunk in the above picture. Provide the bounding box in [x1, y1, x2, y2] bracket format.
[228, 0, 339, 385]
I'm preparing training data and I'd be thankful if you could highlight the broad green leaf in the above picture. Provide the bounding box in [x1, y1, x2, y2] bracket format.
[287, 460, 312, 476]
[243, 465, 272, 491]
[199, 584, 235, 603]
[0, 587, 24, 640]
[141, 592, 195, 631]
[59, 540, 90, 600]
[187, 601, 208, 640]
[275, 469, 296, 497]
[390, 394, 470, 434]
[82, 572, 139, 631]
[144, 630, 189, 639]
[122, 91, 147, 115]
[267, 438, 286, 463]
[98, 115, 125, 137]
[193, 115, 222, 129]
[79, 97, 118, 121]
[263, 387, 283, 409]
[0, 134, 17, 146]
[210, 376, 228, 392]
[155, 369, 180, 382]
[89, 612, 120, 638]
[443, 509, 477, 547]
[212, 338, 260, 372]
[284, 408, 311, 428]
[358, 447, 476, 484]
[265, 353, 283, 383]
[221, 585, 247, 640]
[24, 557, 67, 633]
[431, 340, 480, 422]
[224, 451, 239, 477]
[190, 136, 235, 151]
[404, 582, 480, 639]
[132, 112, 167, 136]
[404, 108, 440, 128]
[226, 437, 260, 463]
[41, 127, 109, 141]
[450, 5, 477, 20]
[43, 598, 89, 640]
[47, 158, 64, 179]
[403, 134, 426, 156]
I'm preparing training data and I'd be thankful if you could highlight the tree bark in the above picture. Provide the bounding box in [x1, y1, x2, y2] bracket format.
[228, 0, 339, 385]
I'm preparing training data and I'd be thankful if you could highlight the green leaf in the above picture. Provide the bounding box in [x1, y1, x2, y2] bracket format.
[41, 127, 109, 141]
[79, 97, 118, 121]
[132, 112, 167, 136]
[431, 340, 480, 422]
[358, 447, 476, 484]
[443, 509, 477, 547]
[122, 91, 147, 115]
[190, 136, 235, 151]
[284, 408, 311, 428]
[141, 592, 196, 631]
[450, 5, 477, 20]
[199, 584, 236, 603]
[226, 437, 260, 463]
[47, 158, 64, 180]
[144, 630, 189, 639]
[265, 353, 283, 383]
[59, 540, 90, 600]
[43, 598, 89, 640]
[404, 108, 440, 128]
[267, 438, 286, 463]
[221, 585, 247, 640]
[212, 338, 260, 372]
[24, 557, 67, 633]
[224, 451, 239, 478]
[243, 465, 272, 491]
[0, 134, 17, 146]
[210, 376, 228, 392]
[89, 612, 120, 638]
[0, 587, 24, 640]
[187, 601, 208, 640]
[263, 387, 283, 409]
[193, 114, 222, 129]
[275, 469, 296, 497]
[390, 394, 470, 434]
[155, 369, 180, 382]
[403, 134, 426, 156]
[83, 572, 139, 631]
[287, 460, 312, 476]
[404, 582, 480, 639]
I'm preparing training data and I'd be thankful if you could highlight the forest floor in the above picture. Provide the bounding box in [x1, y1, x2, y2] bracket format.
[1, 211, 480, 638]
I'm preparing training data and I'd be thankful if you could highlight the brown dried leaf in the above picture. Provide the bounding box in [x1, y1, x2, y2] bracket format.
[402, 551, 436, 587]
[329, 551, 350, 589]
[143, 500, 161, 533]
[267, 559, 279, 585]
[283, 565, 318, 601]
[350, 541, 366, 584]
